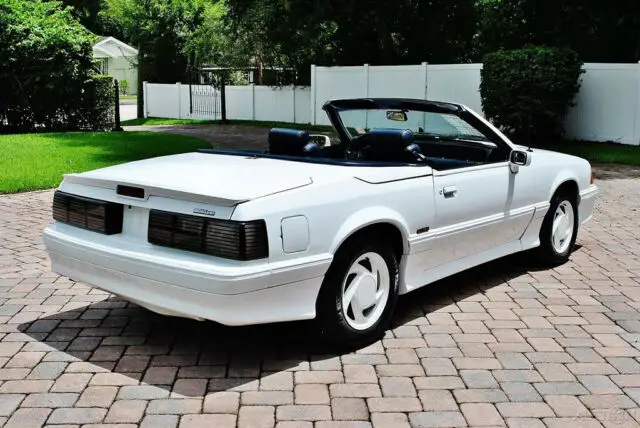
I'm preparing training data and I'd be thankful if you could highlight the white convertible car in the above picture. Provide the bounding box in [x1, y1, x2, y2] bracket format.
[43, 98, 598, 345]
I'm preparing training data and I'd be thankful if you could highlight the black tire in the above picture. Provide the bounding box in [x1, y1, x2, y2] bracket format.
[534, 191, 579, 265]
[315, 235, 399, 348]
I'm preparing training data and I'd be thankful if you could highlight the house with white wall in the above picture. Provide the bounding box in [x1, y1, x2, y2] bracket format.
[93, 36, 138, 95]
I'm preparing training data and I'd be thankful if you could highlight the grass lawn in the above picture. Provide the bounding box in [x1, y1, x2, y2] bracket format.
[122, 117, 334, 133]
[0, 131, 210, 194]
[119, 95, 137, 101]
[546, 141, 640, 166]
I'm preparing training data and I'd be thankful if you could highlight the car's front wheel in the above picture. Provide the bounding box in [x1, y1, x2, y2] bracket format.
[316, 236, 399, 348]
[535, 192, 579, 265]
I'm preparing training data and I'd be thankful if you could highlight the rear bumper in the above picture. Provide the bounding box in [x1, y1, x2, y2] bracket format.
[579, 184, 598, 225]
[43, 223, 331, 326]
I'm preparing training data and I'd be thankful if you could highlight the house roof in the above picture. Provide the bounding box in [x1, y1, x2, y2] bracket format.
[93, 36, 138, 59]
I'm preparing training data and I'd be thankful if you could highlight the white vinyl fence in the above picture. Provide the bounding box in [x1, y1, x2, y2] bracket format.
[144, 62, 640, 145]
[143, 83, 311, 123]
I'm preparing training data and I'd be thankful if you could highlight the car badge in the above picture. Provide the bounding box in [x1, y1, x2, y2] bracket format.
[193, 208, 216, 217]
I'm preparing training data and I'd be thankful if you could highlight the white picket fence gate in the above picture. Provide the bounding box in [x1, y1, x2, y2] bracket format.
[144, 62, 640, 145]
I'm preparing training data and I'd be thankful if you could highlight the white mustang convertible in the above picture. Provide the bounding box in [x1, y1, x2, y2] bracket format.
[43, 98, 598, 345]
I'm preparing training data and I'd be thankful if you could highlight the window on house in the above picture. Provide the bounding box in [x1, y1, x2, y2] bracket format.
[97, 58, 108, 75]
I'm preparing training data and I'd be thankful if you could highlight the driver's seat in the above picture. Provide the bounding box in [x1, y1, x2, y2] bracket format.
[354, 128, 425, 163]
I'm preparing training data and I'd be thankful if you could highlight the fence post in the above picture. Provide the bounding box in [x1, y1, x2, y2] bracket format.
[292, 85, 296, 123]
[310, 64, 317, 124]
[422, 61, 428, 100]
[113, 79, 123, 132]
[176, 82, 182, 119]
[364, 64, 370, 128]
[635, 61, 640, 145]
[143, 81, 149, 118]
[220, 74, 228, 123]
[251, 83, 256, 120]
[364, 63, 370, 97]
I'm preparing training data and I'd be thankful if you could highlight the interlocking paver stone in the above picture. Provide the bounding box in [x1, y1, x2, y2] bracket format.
[1, 170, 640, 427]
[76, 386, 118, 407]
[238, 406, 275, 428]
[370, 412, 410, 428]
[48, 407, 107, 424]
[276, 405, 331, 421]
[460, 403, 504, 427]
[179, 414, 236, 428]
[104, 399, 147, 423]
[294, 384, 330, 404]
[4, 407, 51, 428]
[203, 391, 240, 413]
[140, 414, 179, 428]
[22, 392, 78, 408]
[146, 398, 202, 414]
[0, 395, 24, 417]
[408, 411, 468, 427]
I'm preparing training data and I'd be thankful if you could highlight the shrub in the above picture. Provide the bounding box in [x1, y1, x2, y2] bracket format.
[0, 0, 111, 133]
[76, 75, 116, 131]
[480, 46, 584, 143]
[120, 79, 130, 96]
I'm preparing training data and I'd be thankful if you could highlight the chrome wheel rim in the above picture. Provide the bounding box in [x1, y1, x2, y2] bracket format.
[341, 252, 390, 331]
[552, 200, 575, 254]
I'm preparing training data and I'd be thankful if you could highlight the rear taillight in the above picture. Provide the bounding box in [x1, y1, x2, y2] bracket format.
[148, 210, 268, 261]
[52, 191, 123, 235]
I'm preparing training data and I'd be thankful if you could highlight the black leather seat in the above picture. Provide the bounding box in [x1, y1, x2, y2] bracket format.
[268, 128, 321, 157]
[353, 128, 424, 163]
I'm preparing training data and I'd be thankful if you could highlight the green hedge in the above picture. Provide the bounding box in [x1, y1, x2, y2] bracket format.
[75, 75, 116, 132]
[480, 46, 584, 143]
[0, 0, 114, 133]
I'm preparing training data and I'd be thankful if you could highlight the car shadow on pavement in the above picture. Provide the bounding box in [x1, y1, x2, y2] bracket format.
[16, 248, 572, 398]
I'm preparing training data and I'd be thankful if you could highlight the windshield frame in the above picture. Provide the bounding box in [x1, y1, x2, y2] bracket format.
[337, 109, 492, 142]
[322, 98, 514, 154]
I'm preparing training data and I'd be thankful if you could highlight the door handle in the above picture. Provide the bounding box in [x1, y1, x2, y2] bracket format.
[442, 186, 458, 198]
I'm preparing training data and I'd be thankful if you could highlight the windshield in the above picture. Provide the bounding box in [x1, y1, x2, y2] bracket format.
[338, 109, 489, 141]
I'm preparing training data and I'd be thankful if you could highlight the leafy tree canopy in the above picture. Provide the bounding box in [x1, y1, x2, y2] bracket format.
[214, 0, 478, 83]
[477, 0, 640, 63]
[0, 0, 107, 132]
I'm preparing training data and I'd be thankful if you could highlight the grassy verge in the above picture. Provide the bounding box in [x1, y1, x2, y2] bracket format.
[546, 141, 640, 166]
[121, 118, 217, 126]
[0, 131, 211, 193]
[121, 117, 334, 133]
[119, 95, 137, 101]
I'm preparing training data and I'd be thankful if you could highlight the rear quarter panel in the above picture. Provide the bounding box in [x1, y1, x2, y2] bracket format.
[231, 169, 435, 267]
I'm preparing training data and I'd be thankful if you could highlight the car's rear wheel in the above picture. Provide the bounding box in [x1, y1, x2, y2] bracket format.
[535, 191, 579, 265]
[316, 236, 399, 348]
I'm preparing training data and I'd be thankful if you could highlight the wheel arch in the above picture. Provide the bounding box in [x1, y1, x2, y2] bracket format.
[550, 177, 580, 204]
[329, 208, 410, 259]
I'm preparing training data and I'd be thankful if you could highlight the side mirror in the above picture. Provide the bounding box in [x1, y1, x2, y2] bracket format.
[509, 150, 531, 173]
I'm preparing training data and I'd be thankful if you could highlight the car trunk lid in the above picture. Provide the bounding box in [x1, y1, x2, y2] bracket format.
[61, 152, 314, 210]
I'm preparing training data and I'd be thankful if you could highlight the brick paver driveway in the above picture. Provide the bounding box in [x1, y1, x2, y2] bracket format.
[0, 173, 639, 428]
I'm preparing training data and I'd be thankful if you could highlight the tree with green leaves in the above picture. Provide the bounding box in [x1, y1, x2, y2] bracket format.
[476, 0, 640, 63]
[220, 0, 478, 84]
[0, 0, 107, 132]
[101, 0, 207, 117]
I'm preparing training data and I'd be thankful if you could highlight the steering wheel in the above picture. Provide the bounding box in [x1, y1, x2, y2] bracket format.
[344, 135, 371, 161]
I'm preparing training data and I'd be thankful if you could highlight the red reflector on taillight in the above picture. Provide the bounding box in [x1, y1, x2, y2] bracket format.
[117, 185, 145, 199]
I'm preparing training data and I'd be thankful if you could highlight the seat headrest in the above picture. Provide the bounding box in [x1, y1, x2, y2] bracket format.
[368, 128, 414, 145]
[359, 128, 417, 162]
[268, 128, 310, 156]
